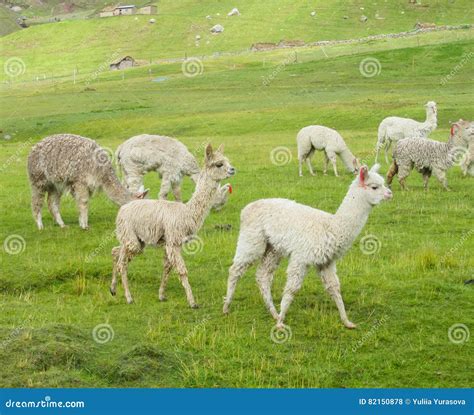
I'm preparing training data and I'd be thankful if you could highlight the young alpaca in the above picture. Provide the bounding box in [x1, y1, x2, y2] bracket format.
[375, 101, 437, 164]
[386, 129, 461, 191]
[297, 125, 360, 177]
[223, 165, 392, 329]
[116, 134, 232, 210]
[27, 134, 147, 230]
[111, 144, 235, 306]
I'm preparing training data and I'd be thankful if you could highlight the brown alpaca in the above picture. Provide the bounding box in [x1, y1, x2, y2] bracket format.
[110, 144, 235, 306]
[27, 134, 147, 230]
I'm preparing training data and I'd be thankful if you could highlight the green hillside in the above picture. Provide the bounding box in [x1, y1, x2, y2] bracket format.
[1, 0, 473, 78]
[0, 5, 21, 36]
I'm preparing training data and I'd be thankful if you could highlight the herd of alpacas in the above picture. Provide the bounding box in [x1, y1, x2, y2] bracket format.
[26, 101, 473, 330]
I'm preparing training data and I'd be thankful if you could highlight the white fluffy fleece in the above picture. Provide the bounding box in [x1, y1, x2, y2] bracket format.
[297, 125, 359, 177]
[223, 164, 392, 329]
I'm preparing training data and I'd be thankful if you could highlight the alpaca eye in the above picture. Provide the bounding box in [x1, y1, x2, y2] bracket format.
[371, 186, 378, 190]
[215, 162, 224, 168]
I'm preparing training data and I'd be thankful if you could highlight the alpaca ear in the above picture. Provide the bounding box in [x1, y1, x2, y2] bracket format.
[359, 166, 368, 185]
[135, 188, 149, 199]
[217, 144, 224, 153]
[205, 144, 213, 162]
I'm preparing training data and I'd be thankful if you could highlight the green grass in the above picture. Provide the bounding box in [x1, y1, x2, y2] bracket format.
[0, 3, 473, 388]
[1, 0, 473, 77]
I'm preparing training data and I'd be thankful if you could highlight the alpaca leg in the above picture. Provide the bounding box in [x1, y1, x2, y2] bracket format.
[326, 151, 338, 177]
[223, 230, 267, 313]
[31, 185, 45, 230]
[47, 189, 65, 228]
[171, 182, 182, 202]
[422, 169, 432, 191]
[298, 157, 303, 177]
[158, 251, 173, 301]
[323, 152, 329, 175]
[72, 183, 90, 229]
[320, 262, 355, 329]
[306, 158, 315, 176]
[167, 246, 197, 308]
[256, 247, 281, 320]
[110, 246, 120, 296]
[398, 164, 412, 191]
[384, 141, 391, 164]
[432, 167, 450, 191]
[277, 259, 307, 327]
[159, 176, 172, 200]
[117, 247, 135, 304]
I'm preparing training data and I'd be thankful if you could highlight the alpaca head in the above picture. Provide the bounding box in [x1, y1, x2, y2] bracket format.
[203, 144, 236, 181]
[355, 164, 392, 206]
[425, 101, 437, 116]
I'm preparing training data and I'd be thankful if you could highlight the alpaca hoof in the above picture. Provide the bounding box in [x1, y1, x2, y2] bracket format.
[109, 287, 116, 296]
[126, 298, 134, 304]
[191, 303, 200, 309]
[223, 305, 230, 314]
[159, 296, 167, 302]
[344, 321, 357, 329]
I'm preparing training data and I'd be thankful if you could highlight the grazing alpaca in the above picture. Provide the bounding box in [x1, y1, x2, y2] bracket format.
[116, 134, 232, 210]
[111, 144, 235, 306]
[297, 125, 360, 177]
[375, 101, 437, 164]
[27, 134, 147, 230]
[223, 165, 392, 329]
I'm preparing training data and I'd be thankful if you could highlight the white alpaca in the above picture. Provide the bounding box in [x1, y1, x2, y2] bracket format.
[116, 134, 232, 209]
[111, 144, 235, 306]
[116, 134, 200, 200]
[223, 165, 392, 329]
[297, 125, 360, 177]
[451, 119, 474, 176]
[375, 101, 437, 164]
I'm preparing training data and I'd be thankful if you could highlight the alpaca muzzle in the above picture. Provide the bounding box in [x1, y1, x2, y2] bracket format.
[383, 188, 393, 200]
[227, 167, 236, 177]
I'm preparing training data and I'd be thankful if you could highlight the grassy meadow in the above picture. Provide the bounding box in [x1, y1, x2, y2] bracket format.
[0, 1, 473, 388]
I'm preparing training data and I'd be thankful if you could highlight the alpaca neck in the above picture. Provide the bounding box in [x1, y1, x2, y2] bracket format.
[424, 110, 437, 130]
[339, 148, 356, 172]
[333, 185, 372, 252]
[101, 168, 132, 205]
[186, 172, 219, 231]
